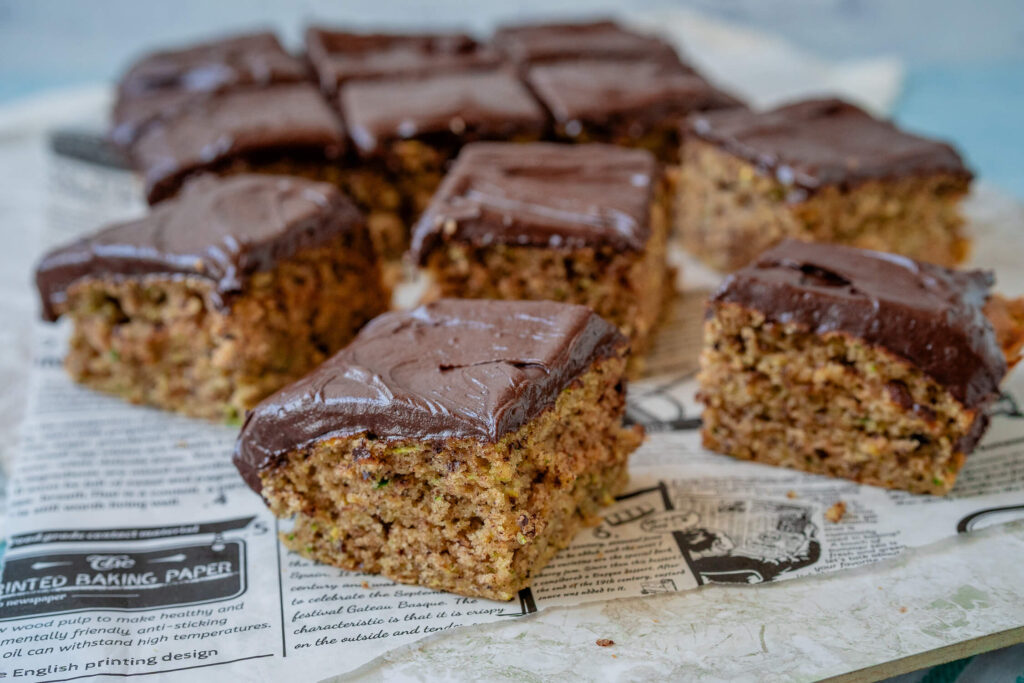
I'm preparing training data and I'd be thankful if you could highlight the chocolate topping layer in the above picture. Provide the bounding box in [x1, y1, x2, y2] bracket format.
[111, 89, 206, 147]
[130, 83, 345, 204]
[36, 174, 363, 321]
[305, 28, 501, 93]
[117, 32, 308, 97]
[493, 19, 681, 64]
[410, 142, 657, 263]
[233, 299, 627, 491]
[340, 69, 547, 157]
[711, 239, 1005, 409]
[687, 98, 972, 193]
[527, 59, 741, 130]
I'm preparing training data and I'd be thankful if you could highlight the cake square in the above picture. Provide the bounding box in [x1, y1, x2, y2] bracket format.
[526, 59, 741, 162]
[234, 299, 642, 600]
[111, 88, 204, 148]
[338, 68, 548, 259]
[342, 68, 547, 156]
[409, 142, 672, 362]
[493, 19, 681, 65]
[35, 174, 388, 422]
[115, 31, 308, 97]
[129, 83, 346, 204]
[304, 28, 501, 94]
[698, 239, 1018, 495]
[111, 31, 310, 147]
[678, 98, 974, 271]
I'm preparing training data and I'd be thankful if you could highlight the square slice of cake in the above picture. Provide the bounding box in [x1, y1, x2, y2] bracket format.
[493, 19, 682, 65]
[698, 240, 1017, 495]
[304, 28, 500, 95]
[35, 175, 388, 421]
[115, 31, 308, 98]
[409, 142, 672, 361]
[111, 31, 310, 147]
[234, 299, 643, 600]
[678, 98, 974, 271]
[129, 83, 346, 204]
[526, 59, 741, 162]
[339, 68, 548, 260]
[112, 88, 207, 148]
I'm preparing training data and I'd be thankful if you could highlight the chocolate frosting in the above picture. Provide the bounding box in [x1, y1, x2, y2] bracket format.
[233, 298, 627, 491]
[687, 98, 972, 194]
[117, 32, 308, 97]
[130, 84, 345, 204]
[36, 174, 363, 321]
[111, 89, 206, 147]
[527, 59, 741, 129]
[493, 20, 681, 64]
[410, 142, 657, 263]
[340, 69, 548, 157]
[710, 239, 1006, 409]
[305, 28, 501, 94]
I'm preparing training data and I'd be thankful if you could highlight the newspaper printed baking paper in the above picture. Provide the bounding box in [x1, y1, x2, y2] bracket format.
[1, 136, 1023, 681]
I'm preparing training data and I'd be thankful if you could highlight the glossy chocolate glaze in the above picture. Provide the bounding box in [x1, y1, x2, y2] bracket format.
[36, 174, 363, 321]
[117, 32, 308, 97]
[340, 68, 547, 157]
[111, 89, 205, 147]
[493, 19, 681, 64]
[305, 28, 501, 94]
[527, 59, 741, 131]
[130, 83, 345, 204]
[686, 98, 972, 193]
[233, 299, 627, 491]
[410, 142, 657, 263]
[710, 239, 1006, 410]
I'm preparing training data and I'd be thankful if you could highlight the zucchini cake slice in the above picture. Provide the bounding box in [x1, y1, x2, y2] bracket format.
[678, 98, 973, 271]
[115, 31, 307, 99]
[304, 28, 500, 95]
[492, 19, 683, 66]
[35, 174, 388, 421]
[409, 142, 672, 361]
[130, 83, 346, 205]
[338, 67, 548, 261]
[698, 239, 1019, 495]
[110, 30, 309, 147]
[337, 67, 548, 262]
[525, 58, 740, 163]
[234, 299, 643, 600]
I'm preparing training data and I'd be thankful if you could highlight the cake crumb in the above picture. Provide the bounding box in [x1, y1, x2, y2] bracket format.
[825, 501, 847, 523]
[596, 639, 615, 647]
[786, 490, 798, 499]
[361, 581, 370, 589]
[899, 606, 908, 613]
